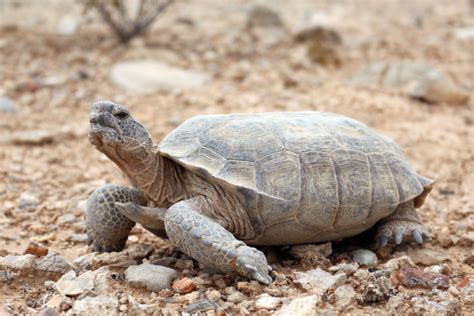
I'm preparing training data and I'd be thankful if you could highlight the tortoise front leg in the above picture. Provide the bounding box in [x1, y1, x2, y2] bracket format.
[86, 184, 148, 252]
[165, 197, 273, 284]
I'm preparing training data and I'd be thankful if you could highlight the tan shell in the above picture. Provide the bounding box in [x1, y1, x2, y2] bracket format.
[159, 112, 433, 244]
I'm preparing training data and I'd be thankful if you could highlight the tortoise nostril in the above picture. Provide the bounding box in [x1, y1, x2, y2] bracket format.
[90, 115, 99, 124]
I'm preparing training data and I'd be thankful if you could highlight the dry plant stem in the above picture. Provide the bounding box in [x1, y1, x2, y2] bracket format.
[96, 0, 174, 43]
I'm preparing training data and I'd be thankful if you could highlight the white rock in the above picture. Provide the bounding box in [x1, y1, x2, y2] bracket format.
[109, 60, 211, 94]
[328, 262, 359, 275]
[17, 192, 39, 210]
[351, 249, 378, 267]
[454, 27, 474, 40]
[57, 15, 80, 36]
[226, 291, 246, 303]
[66, 295, 118, 316]
[0, 254, 36, 270]
[276, 295, 319, 316]
[334, 285, 356, 309]
[294, 268, 346, 294]
[125, 263, 178, 291]
[0, 96, 16, 112]
[55, 270, 95, 296]
[255, 293, 281, 310]
[11, 130, 53, 145]
[35, 252, 71, 273]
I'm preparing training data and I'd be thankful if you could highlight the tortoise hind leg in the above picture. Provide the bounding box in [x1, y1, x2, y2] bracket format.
[86, 185, 148, 252]
[375, 200, 431, 248]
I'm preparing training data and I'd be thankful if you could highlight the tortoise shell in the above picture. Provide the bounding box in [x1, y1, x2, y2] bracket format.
[159, 112, 433, 245]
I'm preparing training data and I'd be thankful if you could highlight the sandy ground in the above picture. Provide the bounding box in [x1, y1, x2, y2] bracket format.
[0, 0, 473, 315]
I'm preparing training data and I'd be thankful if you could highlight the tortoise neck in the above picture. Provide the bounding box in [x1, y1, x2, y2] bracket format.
[121, 147, 187, 207]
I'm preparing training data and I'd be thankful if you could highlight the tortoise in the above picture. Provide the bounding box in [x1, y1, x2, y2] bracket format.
[86, 100, 433, 284]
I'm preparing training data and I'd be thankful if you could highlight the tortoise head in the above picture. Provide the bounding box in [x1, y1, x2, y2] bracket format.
[89, 100, 153, 157]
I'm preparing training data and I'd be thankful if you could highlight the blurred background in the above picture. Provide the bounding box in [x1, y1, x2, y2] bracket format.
[0, 0, 473, 314]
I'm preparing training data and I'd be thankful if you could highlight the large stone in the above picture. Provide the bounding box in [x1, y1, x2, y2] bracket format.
[55, 270, 95, 297]
[109, 60, 211, 94]
[407, 248, 450, 266]
[255, 293, 281, 310]
[66, 296, 118, 316]
[294, 268, 346, 294]
[276, 295, 319, 316]
[125, 263, 178, 291]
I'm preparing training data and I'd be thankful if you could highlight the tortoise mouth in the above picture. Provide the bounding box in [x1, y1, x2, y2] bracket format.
[88, 123, 121, 148]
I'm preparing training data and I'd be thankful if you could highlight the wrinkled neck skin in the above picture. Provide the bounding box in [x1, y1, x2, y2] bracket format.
[101, 140, 186, 208]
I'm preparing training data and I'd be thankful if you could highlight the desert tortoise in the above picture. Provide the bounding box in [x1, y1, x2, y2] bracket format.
[86, 100, 434, 284]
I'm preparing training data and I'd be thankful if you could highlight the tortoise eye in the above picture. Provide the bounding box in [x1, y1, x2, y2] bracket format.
[114, 111, 129, 119]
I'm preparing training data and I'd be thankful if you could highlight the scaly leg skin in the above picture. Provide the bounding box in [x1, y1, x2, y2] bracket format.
[86, 184, 148, 252]
[128, 197, 272, 284]
[375, 200, 431, 248]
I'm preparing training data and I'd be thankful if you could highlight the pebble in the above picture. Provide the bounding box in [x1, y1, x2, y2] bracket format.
[11, 130, 54, 145]
[275, 295, 320, 316]
[66, 295, 118, 315]
[55, 270, 95, 296]
[294, 268, 346, 294]
[125, 263, 178, 291]
[67, 233, 88, 243]
[175, 258, 194, 270]
[226, 291, 246, 303]
[128, 295, 156, 314]
[206, 289, 221, 301]
[0, 96, 16, 112]
[72, 253, 95, 270]
[57, 214, 77, 225]
[454, 27, 474, 40]
[351, 249, 378, 267]
[35, 252, 71, 274]
[290, 242, 332, 259]
[255, 293, 281, 310]
[57, 15, 80, 36]
[328, 262, 359, 275]
[247, 5, 284, 29]
[184, 299, 220, 314]
[125, 243, 154, 260]
[407, 248, 450, 265]
[0, 254, 36, 270]
[383, 255, 416, 270]
[172, 277, 197, 294]
[39, 307, 60, 316]
[24, 241, 48, 257]
[109, 60, 211, 94]
[334, 285, 357, 309]
[411, 296, 458, 315]
[91, 252, 131, 269]
[17, 192, 39, 210]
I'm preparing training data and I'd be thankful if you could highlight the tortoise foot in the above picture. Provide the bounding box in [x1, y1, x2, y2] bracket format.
[375, 220, 431, 248]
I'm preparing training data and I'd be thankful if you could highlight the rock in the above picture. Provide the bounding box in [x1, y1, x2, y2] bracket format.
[125, 243, 153, 260]
[109, 60, 211, 94]
[184, 299, 220, 313]
[11, 130, 54, 145]
[72, 253, 95, 270]
[294, 268, 346, 294]
[0, 254, 36, 270]
[328, 262, 359, 275]
[334, 285, 356, 309]
[128, 295, 156, 314]
[35, 252, 71, 274]
[383, 255, 416, 270]
[349, 62, 470, 105]
[175, 258, 194, 270]
[43, 294, 71, 311]
[39, 307, 60, 316]
[206, 289, 221, 301]
[290, 242, 332, 259]
[57, 214, 77, 225]
[386, 295, 404, 313]
[67, 233, 88, 243]
[255, 293, 281, 310]
[0, 96, 15, 113]
[351, 249, 378, 267]
[407, 248, 450, 265]
[276, 295, 319, 316]
[125, 263, 178, 291]
[172, 277, 196, 294]
[57, 15, 80, 36]
[295, 26, 342, 66]
[395, 267, 449, 289]
[91, 252, 131, 269]
[55, 270, 95, 297]
[411, 296, 459, 315]
[17, 192, 39, 210]
[24, 241, 49, 257]
[227, 291, 246, 303]
[66, 296, 118, 315]
[247, 5, 284, 29]
[454, 27, 474, 40]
